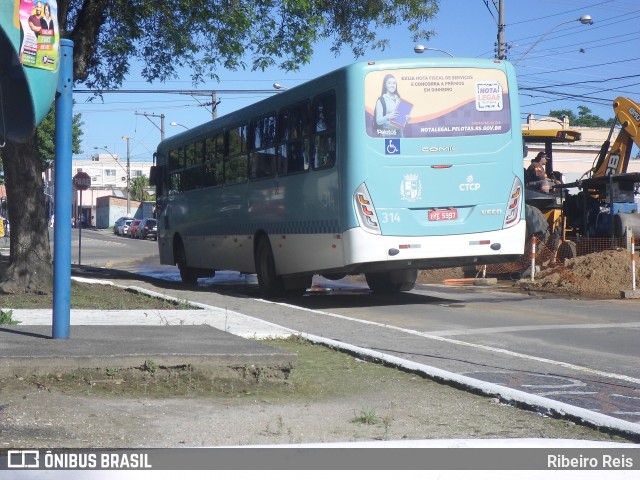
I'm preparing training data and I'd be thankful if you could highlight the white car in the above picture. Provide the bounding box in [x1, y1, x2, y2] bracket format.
[118, 219, 133, 236]
[113, 216, 134, 235]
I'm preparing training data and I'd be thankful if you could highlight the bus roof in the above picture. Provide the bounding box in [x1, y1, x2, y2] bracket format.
[157, 56, 516, 153]
[522, 129, 582, 143]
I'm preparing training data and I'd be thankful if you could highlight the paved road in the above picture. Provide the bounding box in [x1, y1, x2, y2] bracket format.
[70, 229, 640, 425]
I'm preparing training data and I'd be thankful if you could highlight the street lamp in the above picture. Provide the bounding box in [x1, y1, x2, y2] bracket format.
[514, 15, 593, 64]
[94, 144, 131, 216]
[170, 121, 188, 130]
[413, 45, 454, 57]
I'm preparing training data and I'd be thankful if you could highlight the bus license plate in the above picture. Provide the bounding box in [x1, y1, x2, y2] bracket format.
[428, 209, 458, 221]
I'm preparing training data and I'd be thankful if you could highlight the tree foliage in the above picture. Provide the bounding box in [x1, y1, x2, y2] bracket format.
[36, 104, 84, 166]
[129, 175, 152, 202]
[549, 106, 613, 128]
[60, 0, 439, 89]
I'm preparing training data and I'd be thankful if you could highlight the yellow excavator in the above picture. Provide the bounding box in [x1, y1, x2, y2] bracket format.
[523, 96, 640, 259]
[563, 96, 640, 239]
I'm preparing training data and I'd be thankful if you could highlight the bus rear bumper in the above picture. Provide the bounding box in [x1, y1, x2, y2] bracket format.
[341, 221, 526, 271]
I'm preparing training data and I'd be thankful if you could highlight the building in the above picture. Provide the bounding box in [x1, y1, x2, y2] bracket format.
[44, 153, 155, 229]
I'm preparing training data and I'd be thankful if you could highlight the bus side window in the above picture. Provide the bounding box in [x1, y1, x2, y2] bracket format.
[204, 134, 224, 187]
[277, 102, 310, 175]
[225, 125, 248, 184]
[249, 114, 276, 180]
[185, 142, 196, 168]
[183, 166, 202, 191]
[194, 140, 204, 164]
[312, 91, 336, 170]
[169, 172, 182, 195]
[169, 149, 181, 170]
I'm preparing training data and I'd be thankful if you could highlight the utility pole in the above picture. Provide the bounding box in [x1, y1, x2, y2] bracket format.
[135, 112, 165, 141]
[497, 0, 506, 60]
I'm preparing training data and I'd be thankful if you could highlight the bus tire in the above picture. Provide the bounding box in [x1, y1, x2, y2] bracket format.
[176, 243, 198, 285]
[365, 269, 417, 294]
[255, 236, 285, 298]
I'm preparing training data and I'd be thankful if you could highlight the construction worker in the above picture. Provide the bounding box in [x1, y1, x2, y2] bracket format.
[526, 152, 559, 193]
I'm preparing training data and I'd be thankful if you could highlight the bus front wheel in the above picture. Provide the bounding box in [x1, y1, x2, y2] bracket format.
[365, 269, 417, 294]
[176, 243, 198, 285]
[255, 236, 285, 298]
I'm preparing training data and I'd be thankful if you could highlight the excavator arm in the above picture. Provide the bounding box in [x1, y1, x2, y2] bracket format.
[591, 97, 640, 177]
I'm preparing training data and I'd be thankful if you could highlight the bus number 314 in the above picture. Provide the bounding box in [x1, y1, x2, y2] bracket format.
[381, 212, 401, 223]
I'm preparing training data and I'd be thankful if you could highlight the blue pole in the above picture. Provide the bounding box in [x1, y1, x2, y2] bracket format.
[52, 39, 74, 339]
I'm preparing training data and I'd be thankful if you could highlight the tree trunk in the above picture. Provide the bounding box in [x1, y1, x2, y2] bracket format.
[0, 138, 53, 293]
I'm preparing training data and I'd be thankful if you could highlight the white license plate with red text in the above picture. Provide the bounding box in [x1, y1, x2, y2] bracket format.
[428, 209, 458, 221]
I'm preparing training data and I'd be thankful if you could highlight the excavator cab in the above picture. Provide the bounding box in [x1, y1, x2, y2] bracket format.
[522, 129, 581, 241]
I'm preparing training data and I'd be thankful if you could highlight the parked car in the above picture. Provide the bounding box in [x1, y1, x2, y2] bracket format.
[118, 219, 133, 237]
[137, 218, 157, 240]
[129, 219, 142, 238]
[113, 216, 134, 235]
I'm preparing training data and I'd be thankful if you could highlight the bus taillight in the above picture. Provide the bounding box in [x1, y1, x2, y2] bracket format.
[503, 177, 523, 227]
[354, 183, 381, 235]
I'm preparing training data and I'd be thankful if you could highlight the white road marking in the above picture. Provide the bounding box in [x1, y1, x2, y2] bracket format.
[257, 298, 640, 386]
[426, 322, 640, 337]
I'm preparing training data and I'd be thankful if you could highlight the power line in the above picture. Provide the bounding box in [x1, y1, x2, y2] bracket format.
[517, 56, 640, 77]
[507, 0, 616, 26]
[73, 89, 276, 95]
[522, 73, 640, 90]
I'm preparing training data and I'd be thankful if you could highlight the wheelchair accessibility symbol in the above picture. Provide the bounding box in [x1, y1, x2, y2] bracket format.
[385, 139, 400, 155]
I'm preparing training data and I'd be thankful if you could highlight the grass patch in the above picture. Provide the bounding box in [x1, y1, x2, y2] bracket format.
[353, 408, 379, 425]
[0, 309, 20, 325]
[0, 280, 195, 310]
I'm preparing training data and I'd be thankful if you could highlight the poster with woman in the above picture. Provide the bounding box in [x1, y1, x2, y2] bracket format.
[365, 67, 511, 138]
[18, 0, 59, 71]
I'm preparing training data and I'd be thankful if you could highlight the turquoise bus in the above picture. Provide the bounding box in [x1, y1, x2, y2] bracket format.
[152, 57, 525, 296]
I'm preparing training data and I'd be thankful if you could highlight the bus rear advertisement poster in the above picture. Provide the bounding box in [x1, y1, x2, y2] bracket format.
[367, 67, 510, 138]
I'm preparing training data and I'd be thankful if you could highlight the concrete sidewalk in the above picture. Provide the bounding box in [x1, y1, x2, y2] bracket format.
[1, 277, 297, 376]
[0, 324, 296, 376]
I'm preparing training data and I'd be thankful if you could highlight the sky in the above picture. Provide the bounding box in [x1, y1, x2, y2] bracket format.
[73, 0, 640, 164]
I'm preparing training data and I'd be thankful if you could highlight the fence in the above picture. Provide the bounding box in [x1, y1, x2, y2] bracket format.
[482, 235, 637, 276]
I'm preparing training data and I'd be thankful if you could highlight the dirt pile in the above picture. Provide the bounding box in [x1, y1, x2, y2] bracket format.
[419, 249, 639, 299]
[519, 249, 639, 298]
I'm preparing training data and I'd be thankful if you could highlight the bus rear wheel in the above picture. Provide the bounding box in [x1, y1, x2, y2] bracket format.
[365, 269, 417, 294]
[176, 243, 198, 285]
[255, 236, 286, 298]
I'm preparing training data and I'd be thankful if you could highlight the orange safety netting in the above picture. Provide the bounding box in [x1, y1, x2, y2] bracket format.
[481, 236, 636, 275]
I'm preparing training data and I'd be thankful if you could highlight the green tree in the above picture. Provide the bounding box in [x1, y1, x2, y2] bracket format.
[129, 175, 152, 202]
[36, 103, 84, 166]
[549, 106, 612, 128]
[1, 0, 439, 293]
